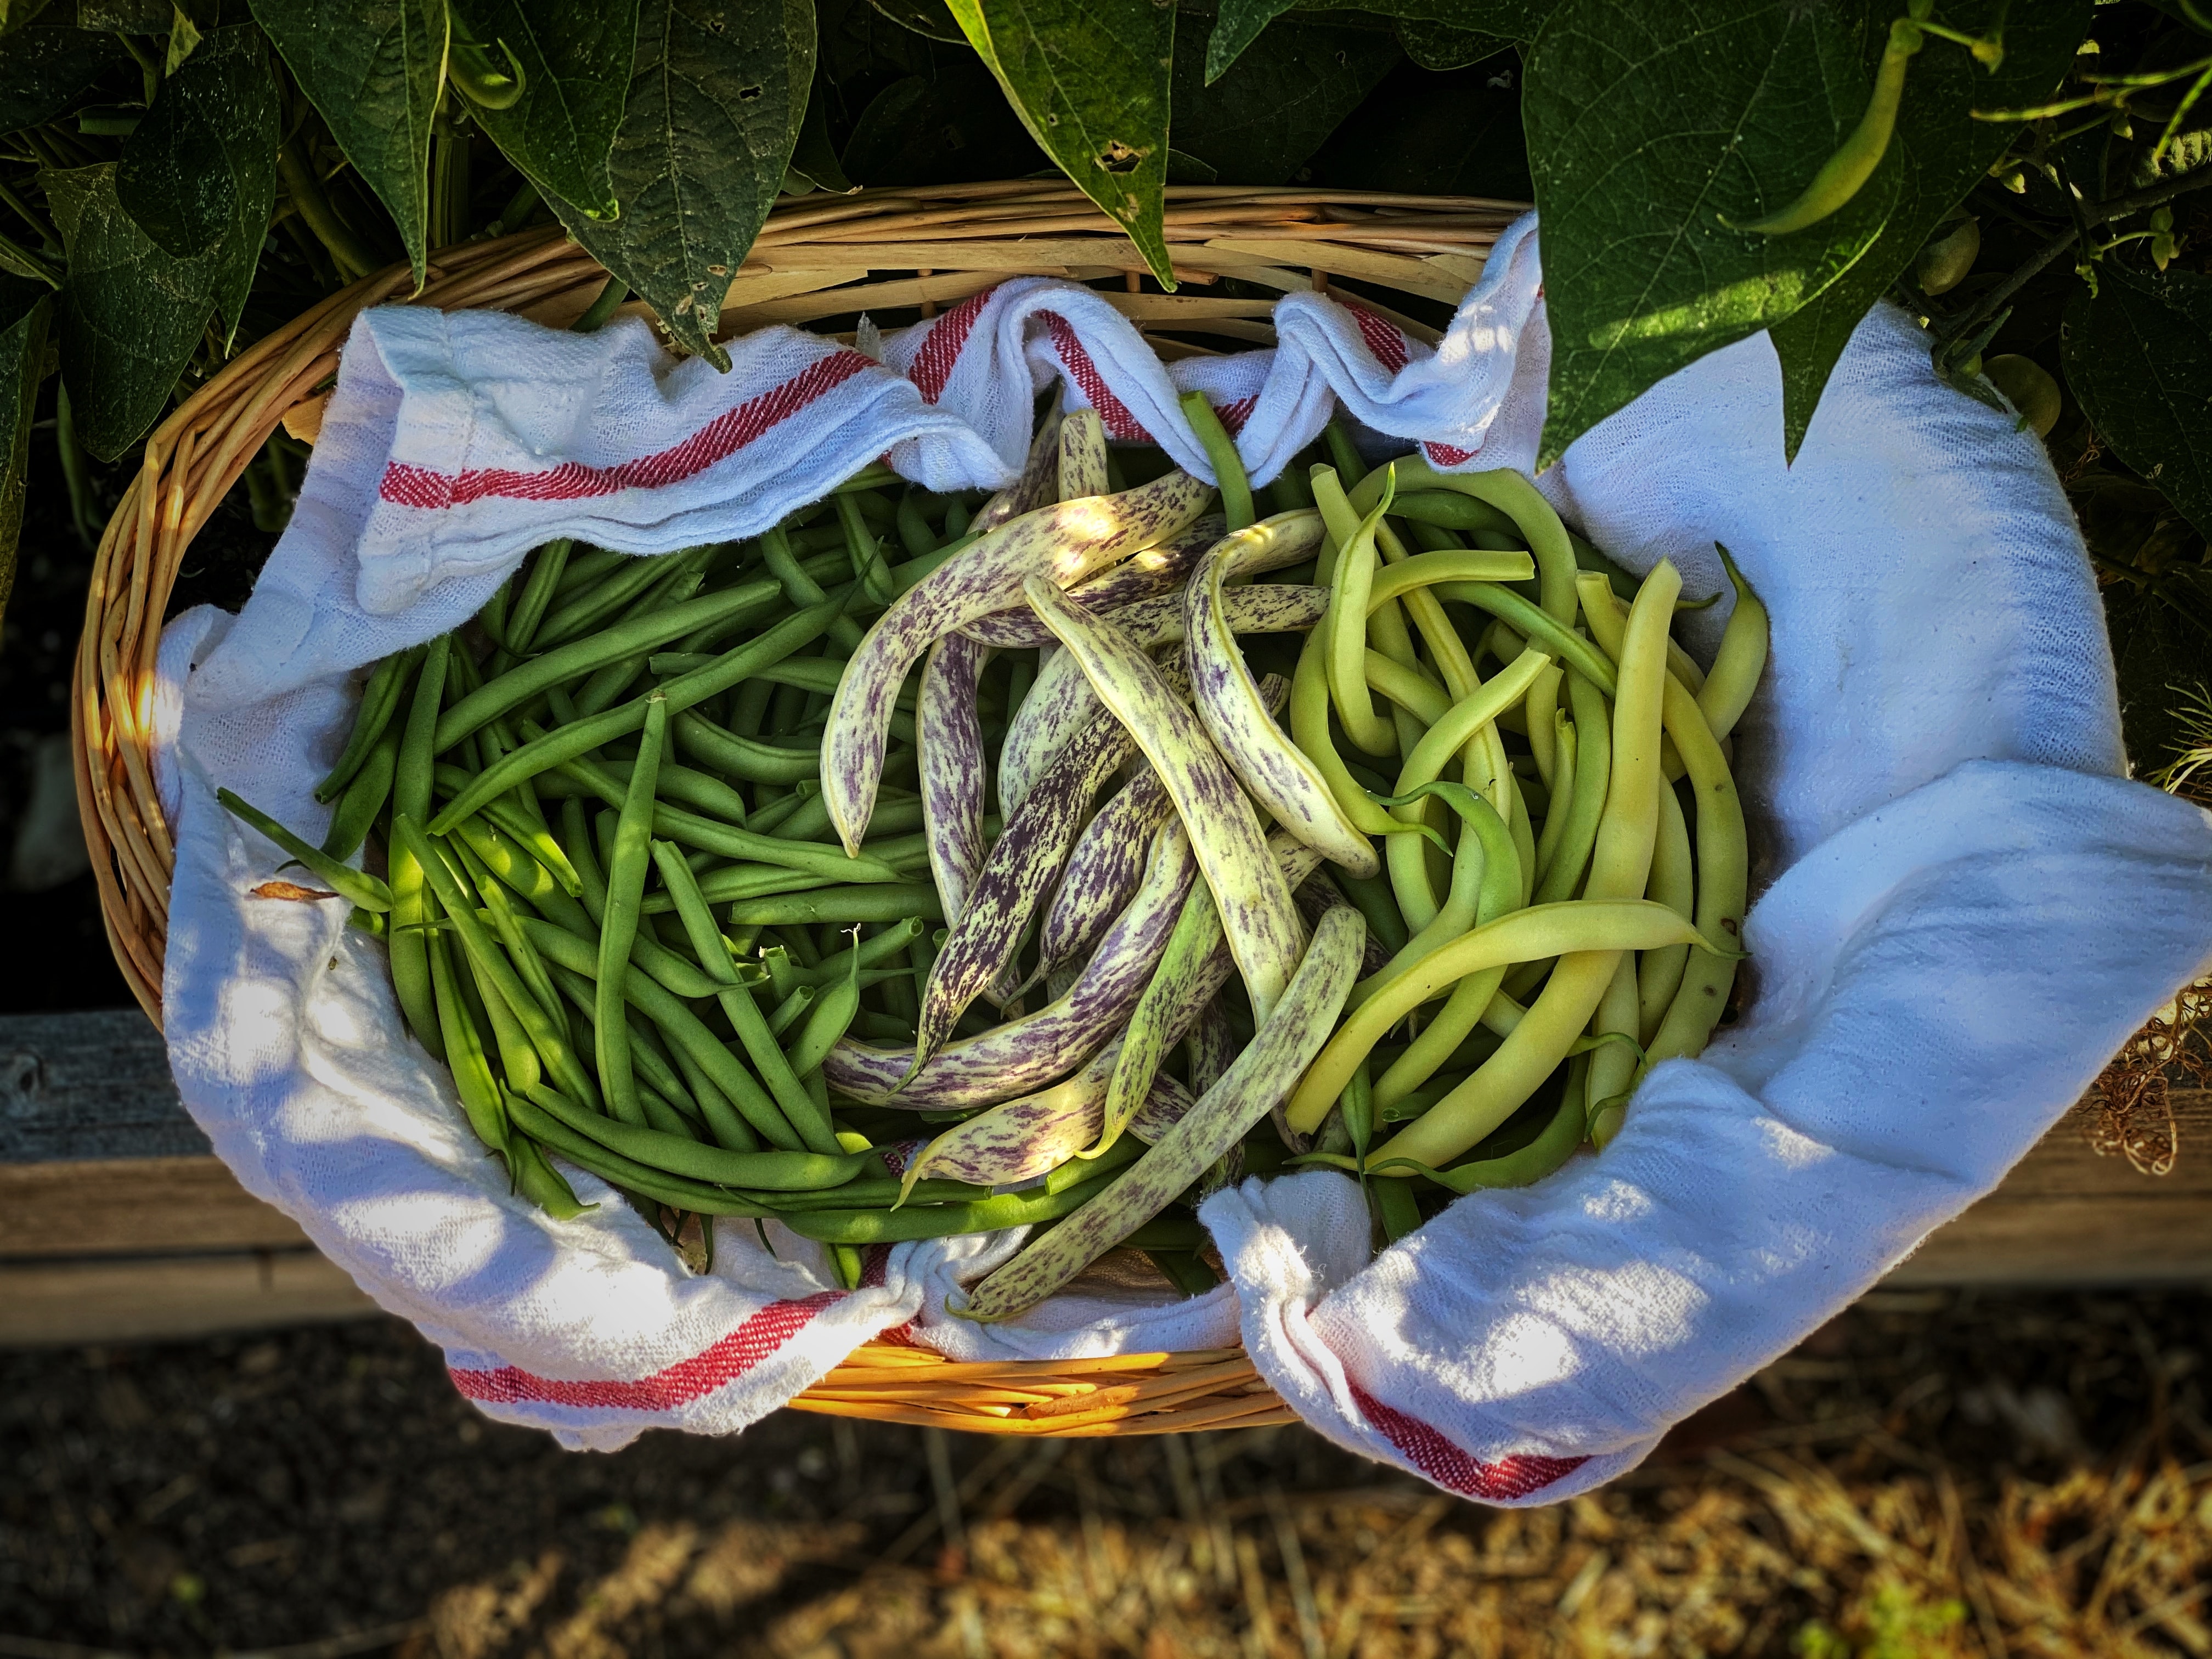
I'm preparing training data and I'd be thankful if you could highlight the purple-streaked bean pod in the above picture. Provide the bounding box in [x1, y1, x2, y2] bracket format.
[958, 905, 1365, 1322]
[1027, 572, 1306, 1019]
[917, 633, 991, 927]
[1186, 1000, 1237, 1096]
[1058, 407, 1108, 500]
[962, 511, 1317, 650]
[1294, 870, 1390, 975]
[822, 816, 1198, 1108]
[961, 518, 1223, 648]
[907, 694, 1156, 1068]
[996, 586, 1322, 817]
[970, 409, 1063, 534]
[1110, 825, 1322, 1151]
[823, 467, 1214, 854]
[1028, 770, 1174, 995]
[895, 1048, 1192, 1193]
[1188, 524, 1379, 877]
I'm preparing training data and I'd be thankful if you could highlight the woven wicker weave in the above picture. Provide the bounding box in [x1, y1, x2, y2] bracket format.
[72, 179, 1526, 1434]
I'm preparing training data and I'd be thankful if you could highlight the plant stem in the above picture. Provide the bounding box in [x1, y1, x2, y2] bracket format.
[276, 139, 379, 280]
[1946, 159, 2212, 345]
[55, 381, 96, 551]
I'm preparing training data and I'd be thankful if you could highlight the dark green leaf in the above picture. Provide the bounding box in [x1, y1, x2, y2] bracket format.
[786, 76, 855, 191]
[2064, 263, 2212, 541]
[842, 60, 1043, 185]
[1395, 20, 1509, 71]
[549, 0, 814, 369]
[0, 0, 65, 32]
[450, 0, 639, 222]
[865, 0, 961, 41]
[2107, 583, 2212, 777]
[946, 0, 1176, 286]
[1525, 0, 1903, 469]
[1310, 52, 1529, 201]
[0, 280, 51, 625]
[1170, 14, 1397, 187]
[0, 26, 132, 131]
[251, 0, 445, 287]
[1768, 0, 2094, 458]
[46, 162, 217, 460]
[1204, 0, 1296, 84]
[74, 0, 166, 28]
[115, 25, 275, 346]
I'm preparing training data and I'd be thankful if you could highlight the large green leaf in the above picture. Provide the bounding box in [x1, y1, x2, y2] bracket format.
[0, 25, 132, 129]
[0, 279, 52, 625]
[449, 0, 639, 223]
[2064, 264, 2212, 542]
[1523, 0, 1903, 469]
[251, 0, 445, 287]
[1170, 13, 1398, 187]
[115, 25, 275, 345]
[945, 0, 1176, 286]
[550, 0, 814, 368]
[45, 162, 219, 460]
[1207, 0, 1545, 83]
[1768, 0, 2094, 458]
[1394, 20, 1509, 71]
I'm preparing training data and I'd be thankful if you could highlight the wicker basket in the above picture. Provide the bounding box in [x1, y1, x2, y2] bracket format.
[72, 179, 1527, 1435]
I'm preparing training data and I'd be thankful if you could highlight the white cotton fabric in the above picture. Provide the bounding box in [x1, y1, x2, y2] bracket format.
[156, 212, 2212, 1485]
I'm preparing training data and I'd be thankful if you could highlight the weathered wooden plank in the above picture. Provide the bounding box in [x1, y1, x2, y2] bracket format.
[0, 1012, 2206, 1347]
[0, 1008, 206, 1161]
[0, 1248, 375, 1347]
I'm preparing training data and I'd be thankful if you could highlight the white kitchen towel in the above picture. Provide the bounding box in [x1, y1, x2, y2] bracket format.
[156, 212, 2212, 1482]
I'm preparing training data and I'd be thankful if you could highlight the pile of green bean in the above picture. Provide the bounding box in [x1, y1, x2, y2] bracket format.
[218, 456, 1225, 1286]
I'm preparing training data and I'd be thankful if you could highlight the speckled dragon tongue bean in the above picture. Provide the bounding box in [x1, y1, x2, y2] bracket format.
[917, 633, 991, 927]
[970, 409, 1063, 534]
[896, 1052, 1195, 1192]
[822, 816, 1199, 1108]
[823, 467, 1212, 855]
[1023, 574, 1306, 1022]
[1058, 408, 1109, 500]
[995, 585, 1325, 817]
[959, 517, 1222, 648]
[1032, 769, 1175, 990]
[1188, 525, 1378, 877]
[908, 674, 1167, 1066]
[958, 905, 1365, 1323]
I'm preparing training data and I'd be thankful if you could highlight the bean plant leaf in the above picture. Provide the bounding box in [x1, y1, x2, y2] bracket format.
[550, 0, 814, 369]
[251, 0, 445, 288]
[1395, 21, 1510, 71]
[116, 25, 275, 345]
[945, 0, 1177, 287]
[1524, 0, 1904, 470]
[449, 0, 640, 223]
[44, 162, 218, 460]
[1768, 0, 2095, 459]
[1170, 14, 1398, 187]
[865, 0, 962, 41]
[0, 25, 132, 130]
[786, 78, 855, 191]
[0, 279, 52, 624]
[2064, 264, 2212, 541]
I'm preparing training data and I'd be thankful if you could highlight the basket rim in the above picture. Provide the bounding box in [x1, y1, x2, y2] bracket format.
[68, 182, 1528, 1430]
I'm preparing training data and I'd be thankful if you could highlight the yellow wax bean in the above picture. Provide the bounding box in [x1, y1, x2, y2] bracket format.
[1532, 714, 1576, 889]
[1348, 458, 1579, 626]
[1647, 668, 1750, 1064]
[1370, 561, 1681, 1169]
[1526, 662, 1565, 788]
[1638, 777, 1695, 1045]
[1284, 899, 1712, 1133]
[1697, 544, 1769, 743]
[1315, 468, 1397, 756]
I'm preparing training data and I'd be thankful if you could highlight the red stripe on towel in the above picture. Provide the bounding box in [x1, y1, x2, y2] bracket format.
[1042, 313, 1150, 442]
[911, 287, 997, 404]
[380, 351, 876, 509]
[449, 1291, 845, 1410]
[1348, 1383, 1586, 1501]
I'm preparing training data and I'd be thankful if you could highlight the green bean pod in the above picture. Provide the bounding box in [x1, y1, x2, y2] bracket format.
[595, 694, 668, 1126]
[314, 645, 419, 803]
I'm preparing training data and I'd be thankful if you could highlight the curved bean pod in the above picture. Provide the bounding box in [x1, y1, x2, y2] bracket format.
[1059, 407, 1109, 501]
[1023, 574, 1305, 1021]
[823, 468, 1212, 854]
[1696, 543, 1769, 742]
[917, 632, 992, 927]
